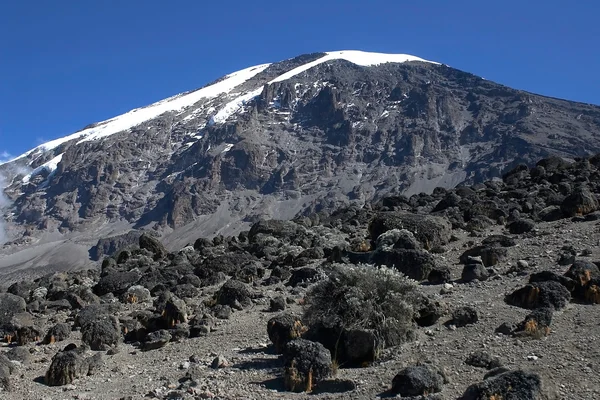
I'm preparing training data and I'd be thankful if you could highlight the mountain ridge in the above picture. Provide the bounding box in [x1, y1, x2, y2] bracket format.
[1, 49, 600, 278]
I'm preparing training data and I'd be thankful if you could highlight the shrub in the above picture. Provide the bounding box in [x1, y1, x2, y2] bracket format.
[303, 263, 419, 364]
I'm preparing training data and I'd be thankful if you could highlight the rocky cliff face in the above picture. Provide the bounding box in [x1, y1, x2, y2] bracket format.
[1, 50, 600, 275]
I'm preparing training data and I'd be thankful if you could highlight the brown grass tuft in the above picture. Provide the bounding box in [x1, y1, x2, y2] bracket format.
[585, 284, 600, 304]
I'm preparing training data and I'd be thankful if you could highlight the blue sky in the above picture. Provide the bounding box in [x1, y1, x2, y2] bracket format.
[1, 0, 599, 157]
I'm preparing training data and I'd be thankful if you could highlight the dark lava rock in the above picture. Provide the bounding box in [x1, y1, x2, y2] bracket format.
[391, 365, 444, 396]
[371, 248, 436, 281]
[215, 279, 252, 309]
[0, 293, 27, 334]
[5, 346, 31, 364]
[518, 307, 554, 337]
[341, 328, 381, 365]
[43, 323, 72, 344]
[561, 186, 599, 217]
[269, 296, 286, 312]
[529, 271, 575, 292]
[94, 270, 142, 296]
[283, 339, 332, 392]
[267, 314, 306, 354]
[460, 246, 507, 267]
[505, 281, 571, 310]
[81, 315, 120, 351]
[461, 263, 489, 282]
[143, 329, 172, 350]
[45, 347, 95, 386]
[428, 266, 451, 284]
[369, 212, 452, 250]
[465, 350, 502, 369]
[139, 233, 168, 260]
[161, 293, 188, 327]
[451, 306, 479, 327]
[0, 355, 13, 391]
[507, 218, 535, 234]
[459, 369, 544, 400]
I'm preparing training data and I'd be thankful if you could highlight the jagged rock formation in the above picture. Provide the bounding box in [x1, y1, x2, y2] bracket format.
[1, 50, 600, 277]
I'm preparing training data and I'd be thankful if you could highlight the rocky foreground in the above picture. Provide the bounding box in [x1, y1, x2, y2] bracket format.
[1, 154, 600, 399]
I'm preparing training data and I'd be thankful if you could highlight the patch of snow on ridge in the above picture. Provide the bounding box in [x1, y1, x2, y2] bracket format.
[209, 88, 263, 125]
[1, 63, 271, 166]
[22, 153, 63, 184]
[209, 50, 437, 124]
[271, 50, 437, 84]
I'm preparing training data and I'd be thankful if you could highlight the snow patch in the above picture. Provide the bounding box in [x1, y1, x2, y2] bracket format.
[3, 63, 271, 165]
[271, 50, 437, 84]
[22, 153, 63, 184]
[222, 143, 234, 153]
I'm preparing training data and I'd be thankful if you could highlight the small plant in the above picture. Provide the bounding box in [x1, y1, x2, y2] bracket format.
[585, 283, 600, 304]
[523, 319, 550, 339]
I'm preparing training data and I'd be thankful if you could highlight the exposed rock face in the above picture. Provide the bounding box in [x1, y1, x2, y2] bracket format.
[1, 51, 600, 276]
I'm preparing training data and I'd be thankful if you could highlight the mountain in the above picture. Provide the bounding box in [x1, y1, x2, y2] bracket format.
[1, 50, 600, 280]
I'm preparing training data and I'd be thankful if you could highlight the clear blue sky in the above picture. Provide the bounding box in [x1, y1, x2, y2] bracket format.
[1, 0, 598, 158]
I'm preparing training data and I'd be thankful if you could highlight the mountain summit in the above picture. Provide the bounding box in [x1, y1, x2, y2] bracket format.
[1, 50, 600, 278]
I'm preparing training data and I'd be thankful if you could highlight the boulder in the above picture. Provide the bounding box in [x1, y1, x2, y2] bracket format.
[507, 219, 535, 234]
[267, 314, 306, 353]
[371, 248, 436, 281]
[143, 329, 172, 350]
[215, 279, 252, 309]
[139, 233, 168, 260]
[391, 365, 444, 396]
[45, 347, 92, 386]
[561, 186, 599, 217]
[283, 339, 332, 392]
[451, 306, 479, 327]
[460, 370, 544, 400]
[43, 323, 72, 344]
[369, 212, 452, 250]
[81, 315, 120, 351]
[505, 281, 571, 310]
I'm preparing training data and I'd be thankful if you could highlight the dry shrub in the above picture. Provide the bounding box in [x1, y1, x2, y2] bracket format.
[303, 263, 419, 349]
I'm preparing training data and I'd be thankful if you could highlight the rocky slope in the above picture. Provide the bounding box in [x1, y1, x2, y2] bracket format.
[0, 154, 600, 398]
[1, 50, 600, 277]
